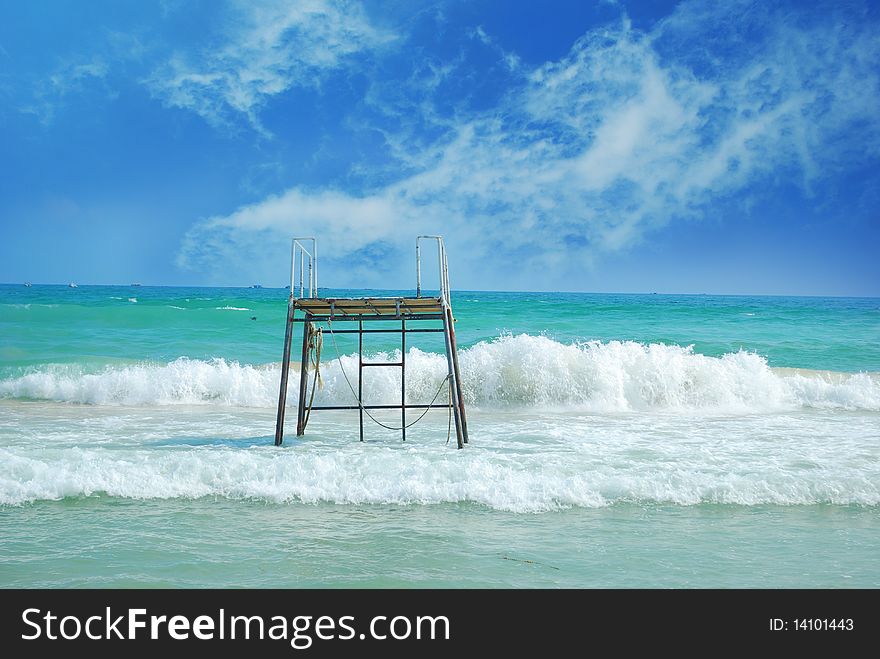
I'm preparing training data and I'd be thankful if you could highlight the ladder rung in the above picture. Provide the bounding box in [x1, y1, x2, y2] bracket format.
[361, 362, 403, 367]
[324, 328, 445, 334]
[294, 314, 445, 322]
[309, 403, 451, 411]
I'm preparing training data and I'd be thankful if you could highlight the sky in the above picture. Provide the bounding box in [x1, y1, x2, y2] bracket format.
[1, 0, 879, 296]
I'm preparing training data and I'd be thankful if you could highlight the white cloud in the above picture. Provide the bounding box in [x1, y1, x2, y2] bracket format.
[146, 0, 397, 134]
[179, 1, 880, 288]
[50, 61, 109, 89]
[20, 57, 110, 125]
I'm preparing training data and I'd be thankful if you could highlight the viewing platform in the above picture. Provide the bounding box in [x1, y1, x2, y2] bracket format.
[292, 296, 444, 320]
[274, 236, 469, 449]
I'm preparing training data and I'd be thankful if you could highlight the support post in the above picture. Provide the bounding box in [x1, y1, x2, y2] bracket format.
[296, 314, 312, 436]
[446, 307, 469, 444]
[358, 319, 364, 442]
[416, 240, 421, 297]
[274, 299, 295, 446]
[441, 306, 465, 449]
[401, 318, 406, 442]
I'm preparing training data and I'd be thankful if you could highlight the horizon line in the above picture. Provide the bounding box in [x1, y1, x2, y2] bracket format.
[3, 282, 879, 300]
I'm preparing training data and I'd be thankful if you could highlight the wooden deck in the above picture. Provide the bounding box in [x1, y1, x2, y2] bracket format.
[293, 296, 444, 318]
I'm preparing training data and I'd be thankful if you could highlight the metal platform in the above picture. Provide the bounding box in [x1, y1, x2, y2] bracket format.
[274, 236, 469, 448]
[293, 296, 444, 319]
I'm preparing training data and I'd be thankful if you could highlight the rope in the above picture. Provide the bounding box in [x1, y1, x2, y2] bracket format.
[326, 320, 453, 432]
[302, 325, 323, 429]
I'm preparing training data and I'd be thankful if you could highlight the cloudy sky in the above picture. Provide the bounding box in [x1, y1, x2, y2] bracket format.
[1, 0, 878, 295]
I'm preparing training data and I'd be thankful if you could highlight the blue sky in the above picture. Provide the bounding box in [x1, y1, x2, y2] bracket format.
[1, 0, 878, 295]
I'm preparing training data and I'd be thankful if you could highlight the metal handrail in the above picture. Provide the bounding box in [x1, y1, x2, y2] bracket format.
[290, 237, 317, 298]
[416, 235, 450, 305]
[291, 235, 450, 304]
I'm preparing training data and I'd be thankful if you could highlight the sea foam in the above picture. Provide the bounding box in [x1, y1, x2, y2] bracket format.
[2, 442, 877, 509]
[1, 334, 878, 411]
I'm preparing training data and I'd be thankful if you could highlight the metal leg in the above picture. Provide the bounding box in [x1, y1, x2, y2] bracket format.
[442, 307, 465, 449]
[358, 320, 364, 442]
[296, 315, 312, 436]
[401, 318, 406, 442]
[446, 308, 469, 444]
[274, 300, 294, 446]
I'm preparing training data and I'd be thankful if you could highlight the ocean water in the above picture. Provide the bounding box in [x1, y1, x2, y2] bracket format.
[1, 284, 878, 587]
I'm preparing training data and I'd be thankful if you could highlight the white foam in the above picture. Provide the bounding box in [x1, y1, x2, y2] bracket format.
[215, 306, 250, 311]
[1, 335, 878, 411]
[458, 335, 880, 412]
[6, 303, 60, 308]
[0, 358, 278, 406]
[1, 439, 877, 509]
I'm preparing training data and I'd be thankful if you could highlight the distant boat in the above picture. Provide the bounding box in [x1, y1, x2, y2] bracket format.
[68, 283, 78, 288]
[251, 284, 263, 289]
[24, 282, 32, 287]
[131, 283, 142, 287]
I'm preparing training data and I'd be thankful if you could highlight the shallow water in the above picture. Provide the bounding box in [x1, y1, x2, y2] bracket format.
[3, 499, 877, 588]
[1, 285, 878, 587]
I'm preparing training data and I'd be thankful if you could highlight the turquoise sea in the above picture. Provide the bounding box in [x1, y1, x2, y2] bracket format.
[1, 284, 879, 587]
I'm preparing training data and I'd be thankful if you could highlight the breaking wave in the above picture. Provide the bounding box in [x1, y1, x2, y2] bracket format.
[1, 334, 878, 411]
[2, 443, 877, 509]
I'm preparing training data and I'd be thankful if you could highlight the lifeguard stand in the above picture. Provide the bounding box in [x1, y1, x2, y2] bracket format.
[274, 236, 469, 448]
